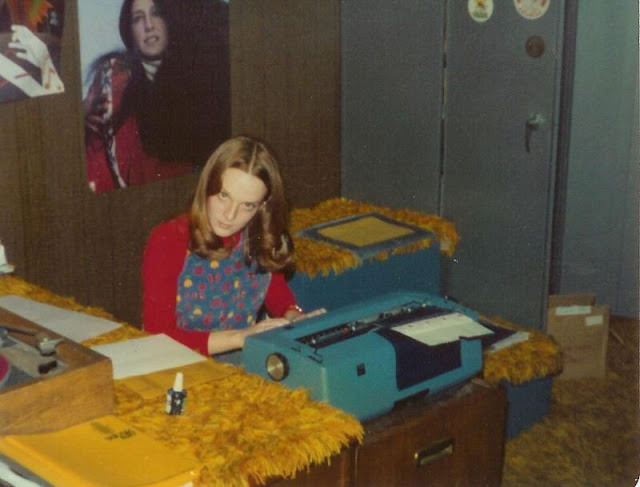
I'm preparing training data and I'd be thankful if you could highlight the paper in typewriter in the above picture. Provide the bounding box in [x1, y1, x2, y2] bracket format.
[394, 312, 492, 346]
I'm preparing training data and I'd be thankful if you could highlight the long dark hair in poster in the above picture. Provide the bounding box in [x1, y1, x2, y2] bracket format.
[0, 0, 65, 102]
[79, 0, 230, 193]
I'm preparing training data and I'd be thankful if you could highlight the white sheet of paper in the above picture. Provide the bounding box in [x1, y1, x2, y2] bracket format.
[0, 295, 121, 342]
[394, 311, 492, 346]
[91, 334, 206, 380]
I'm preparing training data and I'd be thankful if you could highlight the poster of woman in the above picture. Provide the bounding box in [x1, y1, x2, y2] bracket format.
[79, 0, 230, 193]
[0, 0, 65, 102]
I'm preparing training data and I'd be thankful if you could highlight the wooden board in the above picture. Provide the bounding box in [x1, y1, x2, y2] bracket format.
[0, 307, 114, 435]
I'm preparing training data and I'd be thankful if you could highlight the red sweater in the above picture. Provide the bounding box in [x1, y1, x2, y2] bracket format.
[142, 214, 296, 355]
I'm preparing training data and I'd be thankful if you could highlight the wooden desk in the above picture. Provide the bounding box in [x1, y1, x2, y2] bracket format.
[0, 277, 512, 486]
[269, 381, 507, 486]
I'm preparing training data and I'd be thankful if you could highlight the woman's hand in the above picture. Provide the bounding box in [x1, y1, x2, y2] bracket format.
[206, 318, 290, 355]
[83, 92, 110, 134]
[287, 307, 327, 322]
[246, 317, 290, 337]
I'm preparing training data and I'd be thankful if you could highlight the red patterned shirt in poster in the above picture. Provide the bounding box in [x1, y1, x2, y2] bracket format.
[84, 57, 194, 193]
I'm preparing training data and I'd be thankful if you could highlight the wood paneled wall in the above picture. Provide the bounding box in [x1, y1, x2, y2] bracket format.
[230, 2, 341, 205]
[0, 1, 340, 325]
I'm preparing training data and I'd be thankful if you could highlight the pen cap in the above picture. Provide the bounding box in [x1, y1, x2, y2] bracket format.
[173, 372, 184, 392]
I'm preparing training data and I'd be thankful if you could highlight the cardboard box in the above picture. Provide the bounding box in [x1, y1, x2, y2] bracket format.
[546, 294, 610, 379]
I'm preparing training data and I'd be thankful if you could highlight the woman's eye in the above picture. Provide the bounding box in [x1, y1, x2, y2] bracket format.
[218, 191, 228, 200]
[243, 203, 257, 210]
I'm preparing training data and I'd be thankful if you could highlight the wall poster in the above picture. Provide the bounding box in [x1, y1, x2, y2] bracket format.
[78, 0, 230, 193]
[0, 0, 65, 102]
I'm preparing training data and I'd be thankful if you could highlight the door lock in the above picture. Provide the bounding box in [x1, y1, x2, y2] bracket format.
[525, 113, 545, 152]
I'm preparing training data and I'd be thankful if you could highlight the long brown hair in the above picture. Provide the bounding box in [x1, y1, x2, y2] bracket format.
[189, 136, 293, 272]
[114, 0, 230, 162]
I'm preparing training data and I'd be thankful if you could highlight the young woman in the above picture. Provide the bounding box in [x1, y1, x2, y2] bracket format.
[83, 0, 230, 192]
[142, 136, 303, 357]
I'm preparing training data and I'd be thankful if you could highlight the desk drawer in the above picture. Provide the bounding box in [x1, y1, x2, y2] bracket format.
[356, 384, 506, 487]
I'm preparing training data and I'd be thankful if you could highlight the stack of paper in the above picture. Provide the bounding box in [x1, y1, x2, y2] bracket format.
[91, 334, 206, 380]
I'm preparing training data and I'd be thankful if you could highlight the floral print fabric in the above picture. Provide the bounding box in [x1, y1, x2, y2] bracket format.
[176, 242, 271, 332]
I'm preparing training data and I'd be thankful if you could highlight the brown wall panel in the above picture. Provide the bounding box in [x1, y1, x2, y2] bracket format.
[0, 0, 340, 325]
[230, 0, 341, 208]
[0, 103, 24, 271]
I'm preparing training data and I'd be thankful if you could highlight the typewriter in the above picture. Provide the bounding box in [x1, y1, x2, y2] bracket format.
[242, 291, 493, 420]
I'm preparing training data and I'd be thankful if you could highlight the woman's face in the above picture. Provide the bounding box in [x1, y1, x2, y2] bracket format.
[207, 168, 268, 238]
[130, 0, 168, 61]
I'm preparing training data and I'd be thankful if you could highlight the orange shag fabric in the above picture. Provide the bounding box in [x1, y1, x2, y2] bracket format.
[0, 276, 364, 487]
[114, 370, 362, 487]
[482, 315, 563, 386]
[291, 197, 459, 278]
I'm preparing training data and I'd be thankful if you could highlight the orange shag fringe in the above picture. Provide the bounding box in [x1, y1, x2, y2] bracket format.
[291, 197, 459, 278]
[482, 316, 563, 385]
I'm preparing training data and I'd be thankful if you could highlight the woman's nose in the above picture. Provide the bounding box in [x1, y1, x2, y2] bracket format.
[144, 15, 154, 31]
[223, 203, 238, 221]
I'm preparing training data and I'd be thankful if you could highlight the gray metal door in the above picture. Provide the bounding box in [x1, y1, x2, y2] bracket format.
[441, 1, 565, 328]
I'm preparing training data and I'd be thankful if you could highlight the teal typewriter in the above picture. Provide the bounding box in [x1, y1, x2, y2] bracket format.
[242, 291, 493, 420]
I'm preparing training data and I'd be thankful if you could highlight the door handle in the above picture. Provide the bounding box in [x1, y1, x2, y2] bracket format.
[525, 113, 545, 152]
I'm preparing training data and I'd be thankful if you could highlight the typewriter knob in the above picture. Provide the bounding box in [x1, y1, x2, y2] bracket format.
[266, 353, 289, 381]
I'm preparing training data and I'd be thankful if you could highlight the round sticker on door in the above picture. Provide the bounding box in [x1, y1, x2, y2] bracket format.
[468, 0, 494, 23]
[514, 0, 550, 20]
